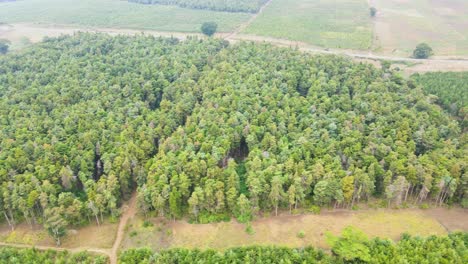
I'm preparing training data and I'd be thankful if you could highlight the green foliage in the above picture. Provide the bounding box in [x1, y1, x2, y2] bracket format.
[326, 226, 371, 262]
[0, 33, 466, 234]
[297, 230, 305, 239]
[128, 0, 267, 13]
[119, 232, 468, 263]
[44, 207, 68, 246]
[142, 220, 153, 228]
[308, 205, 321, 215]
[411, 72, 468, 124]
[191, 212, 230, 224]
[413, 43, 433, 59]
[130, 231, 138, 237]
[245, 222, 255, 235]
[120, 246, 331, 263]
[201, 21, 218, 36]
[0, 39, 9, 54]
[119, 248, 153, 264]
[0, 247, 107, 264]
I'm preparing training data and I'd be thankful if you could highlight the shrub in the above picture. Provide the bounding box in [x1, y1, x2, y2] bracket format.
[297, 231, 305, 239]
[245, 223, 255, 235]
[143, 220, 153, 228]
[309, 205, 321, 214]
[413, 43, 433, 59]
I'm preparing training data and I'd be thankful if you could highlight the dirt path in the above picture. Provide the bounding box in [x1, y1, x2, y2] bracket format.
[0, 191, 138, 264]
[2, 23, 467, 73]
[224, 0, 272, 39]
[110, 192, 137, 264]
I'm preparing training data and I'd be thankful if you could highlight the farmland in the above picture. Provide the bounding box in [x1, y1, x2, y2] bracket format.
[243, 0, 373, 50]
[0, 0, 250, 32]
[371, 0, 468, 56]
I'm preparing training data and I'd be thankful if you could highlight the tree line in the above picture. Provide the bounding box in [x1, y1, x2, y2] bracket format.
[127, 0, 267, 13]
[0, 34, 466, 244]
[119, 230, 468, 263]
[0, 247, 107, 264]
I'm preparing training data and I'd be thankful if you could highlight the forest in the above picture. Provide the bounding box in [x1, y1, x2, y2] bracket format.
[119, 230, 468, 263]
[127, 0, 267, 13]
[0, 247, 107, 264]
[411, 72, 467, 130]
[0, 34, 466, 244]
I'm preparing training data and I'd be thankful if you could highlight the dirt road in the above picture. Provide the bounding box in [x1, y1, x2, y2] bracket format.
[110, 192, 137, 264]
[1, 23, 467, 73]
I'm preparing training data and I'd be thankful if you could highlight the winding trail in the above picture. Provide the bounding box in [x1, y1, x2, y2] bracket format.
[0, 192, 138, 264]
[110, 192, 137, 264]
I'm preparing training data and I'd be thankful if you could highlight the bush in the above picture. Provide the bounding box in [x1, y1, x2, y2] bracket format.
[0, 39, 10, 54]
[297, 231, 305, 239]
[245, 223, 255, 235]
[419, 203, 430, 209]
[143, 220, 153, 228]
[201, 22, 218, 36]
[191, 212, 231, 224]
[413, 43, 433, 59]
[129, 231, 138, 237]
[309, 205, 321, 214]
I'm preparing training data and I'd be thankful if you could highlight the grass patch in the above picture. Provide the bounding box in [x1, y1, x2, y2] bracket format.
[243, 0, 372, 50]
[121, 209, 455, 251]
[0, 0, 250, 32]
[372, 0, 468, 56]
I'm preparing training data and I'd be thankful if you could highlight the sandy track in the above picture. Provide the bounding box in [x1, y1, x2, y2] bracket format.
[110, 192, 137, 264]
[1, 23, 467, 73]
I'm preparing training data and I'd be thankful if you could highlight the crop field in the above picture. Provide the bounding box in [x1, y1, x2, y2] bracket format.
[243, 0, 373, 50]
[119, 208, 467, 251]
[0, 0, 250, 32]
[371, 0, 468, 56]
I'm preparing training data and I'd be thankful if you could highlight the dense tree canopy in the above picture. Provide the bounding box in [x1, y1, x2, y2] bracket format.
[411, 72, 467, 129]
[127, 0, 267, 13]
[0, 33, 466, 243]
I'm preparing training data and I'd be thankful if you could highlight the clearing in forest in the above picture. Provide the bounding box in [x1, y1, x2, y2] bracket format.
[0, 0, 250, 33]
[371, 0, 468, 56]
[120, 208, 467, 251]
[243, 0, 373, 50]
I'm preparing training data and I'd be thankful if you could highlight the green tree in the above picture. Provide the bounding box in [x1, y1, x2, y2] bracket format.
[326, 226, 371, 262]
[201, 22, 218, 37]
[269, 176, 284, 216]
[413, 43, 433, 59]
[44, 207, 68, 246]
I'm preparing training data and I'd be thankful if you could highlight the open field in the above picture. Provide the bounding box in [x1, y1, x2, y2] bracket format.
[0, 0, 250, 32]
[120, 208, 467, 251]
[243, 0, 373, 50]
[0, 220, 118, 249]
[371, 0, 468, 56]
